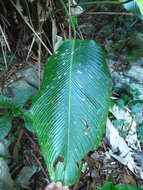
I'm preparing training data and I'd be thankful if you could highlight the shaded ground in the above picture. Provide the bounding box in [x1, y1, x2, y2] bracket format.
[0, 1, 143, 190]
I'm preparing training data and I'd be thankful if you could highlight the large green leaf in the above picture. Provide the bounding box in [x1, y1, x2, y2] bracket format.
[118, 185, 143, 190]
[119, 0, 143, 19]
[99, 182, 142, 190]
[135, 0, 143, 15]
[31, 40, 112, 185]
[98, 182, 118, 190]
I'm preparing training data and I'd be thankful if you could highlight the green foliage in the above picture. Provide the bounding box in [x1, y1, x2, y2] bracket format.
[120, 0, 143, 19]
[21, 109, 34, 132]
[0, 95, 23, 117]
[115, 86, 140, 107]
[135, 0, 143, 15]
[69, 16, 78, 26]
[99, 182, 142, 190]
[0, 113, 12, 140]
[126, 33, 143, 60]
[31, 40, 112, 185]
[0, 95, 19, 139]
[0, 95, 34, 136]
[98, 182, 119, 190]
[0, 95, 14, 109]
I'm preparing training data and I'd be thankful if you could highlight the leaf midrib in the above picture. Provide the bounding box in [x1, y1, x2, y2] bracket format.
[67, 40, 75, 167]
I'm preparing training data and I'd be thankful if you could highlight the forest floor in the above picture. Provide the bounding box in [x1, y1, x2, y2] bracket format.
[0, 1, 143, 190]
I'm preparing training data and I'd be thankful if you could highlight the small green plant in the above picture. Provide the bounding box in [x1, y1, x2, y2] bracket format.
[0, 95, 33, 140]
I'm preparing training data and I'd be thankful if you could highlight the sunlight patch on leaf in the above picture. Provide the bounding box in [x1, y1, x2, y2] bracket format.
[135, 0, 143, 15]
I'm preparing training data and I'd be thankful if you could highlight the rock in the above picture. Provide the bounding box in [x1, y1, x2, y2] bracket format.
[6, 79, 37, 105]
[125, 65, 143, 83]
[0, 141, 17, 190]
[129, 83, 143, 99]
[0, 141, 9, 156]
[134, 57, 143, 66]
[4, 67, 40, 105]
[16, 166, 38, 187]
[132, 152, 143, 167]
[109, 58, 143, 129]
[0, 159, 14, 190]
[15, 67, 40, 89]
[110, 59, 143, 99]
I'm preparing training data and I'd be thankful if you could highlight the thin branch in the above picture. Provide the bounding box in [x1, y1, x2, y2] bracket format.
[1, 42, 8, 70]
[10, 0, 52, 55]
[60, 0, 76, 39]
[0, 25, 11, 52]
[73, 0, 132, 6]
[68, 0, 72, 38]
[38, 35, 41, 90]
[26, 35, 36, 61]
[85, 12, 133, 16]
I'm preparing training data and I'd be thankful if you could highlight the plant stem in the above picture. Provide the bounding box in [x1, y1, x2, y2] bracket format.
[60, 0, 76, 39]
[51, 0, 132, 16]
[73, 0, 132, 6]
[68, 0, 72, 38]
[85, 11, 133, 16]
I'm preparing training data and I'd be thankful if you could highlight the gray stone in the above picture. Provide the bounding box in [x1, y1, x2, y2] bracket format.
[6, 79, 37, 105]
[129, 83, 143, 99]
[4, 67, 40, 105]
[110, 60, 143, 99]
[16, 166, 38, 186]
[15, 67, 40, 89]
[0, 141, 17, 190]
[125, 65, 143, 83]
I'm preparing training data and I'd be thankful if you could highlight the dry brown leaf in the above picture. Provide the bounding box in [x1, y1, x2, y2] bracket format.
[124, 174, 137, 186]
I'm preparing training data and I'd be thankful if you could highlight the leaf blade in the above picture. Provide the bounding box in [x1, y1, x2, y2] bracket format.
[31, 40, 112, 185]
[135, 0, 143, 15]
[0, 113, 12, 140]
[119, 0, 143, 19]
